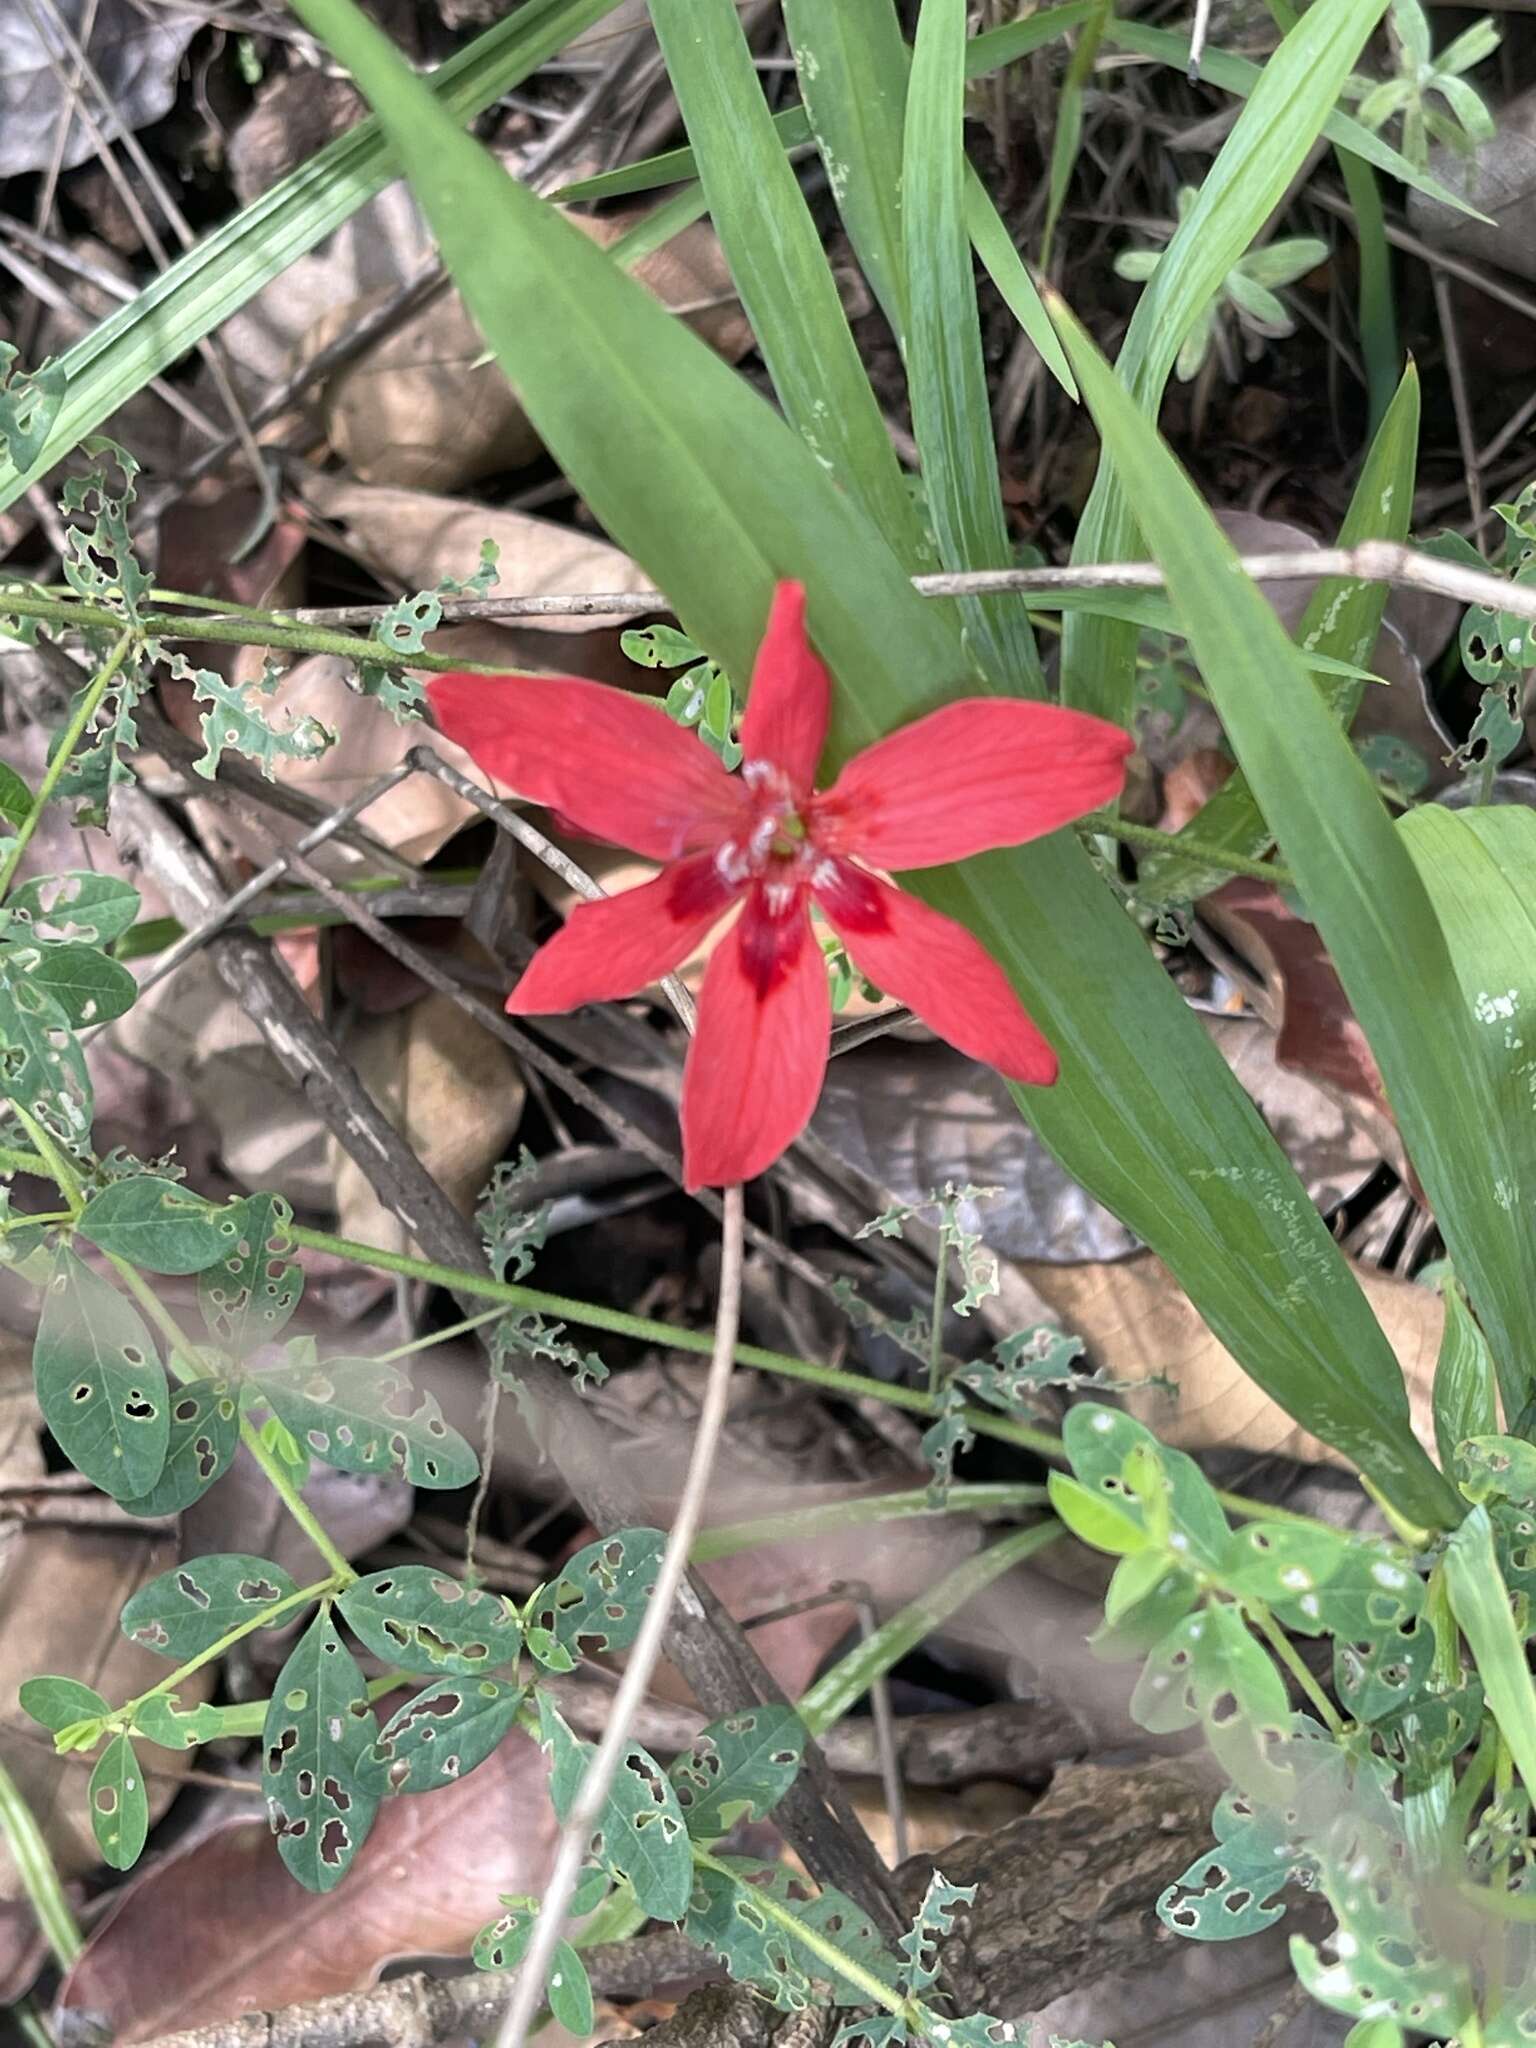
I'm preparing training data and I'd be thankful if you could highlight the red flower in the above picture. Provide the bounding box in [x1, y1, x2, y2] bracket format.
[428, 583, 1132, 1190]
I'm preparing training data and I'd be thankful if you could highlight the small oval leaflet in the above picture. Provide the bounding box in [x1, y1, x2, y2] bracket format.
[198, 1192, 303, 1356]
[1062, 1403, 1230, 1567]
[90, 1733, 150, 1872]
[262, 1610, 379, 1894]
[338, 1567, 522, 1678]
[361, 1677, 525, 1796]
[0, 940, 136, 1027]
[118, 1377, 239, 1517]
[78, 1175, 244, 1276]
[252, 1348, 477, 1490]
[669, 1706, 807, 1841]
[526, 1527, 665, 1658]
[472, 1903, 593, 2036]
[683, 1858, 899, 2012]
[121, 1553, 301, 1660]
[538, 1696, 692, 1922]
[20, 1675, 108, 1733]
[34, 1245, 168, 1500]
[7, 871, 141, 946]
[1157, 1786, 1305, 1941]
[0, 964, 93, 1149]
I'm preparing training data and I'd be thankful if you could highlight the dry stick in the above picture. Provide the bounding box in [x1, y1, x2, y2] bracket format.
[1431, 264, 1487, 539]
[106, 784, 900, 1929]
[497, 1185, 746, 2048]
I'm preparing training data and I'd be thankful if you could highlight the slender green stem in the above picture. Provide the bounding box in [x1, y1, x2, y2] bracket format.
[691, 1482, 1050, 1563]
[690, 1848, 911, 2020]
[926, 1254, 947, 1403]
[0, 1144, 52, 1179]
[0, 628, 135, 901]
[114, 1577, 340, 1734]
[7, 1103, 86, 1216]
[13, 1996, 60, 2048]
[1082, 809, 1297, 888]
[1242, 1596, 1344, 1735]
[374, 1302, 510, 1364]
[0, 1758, 83, 1967]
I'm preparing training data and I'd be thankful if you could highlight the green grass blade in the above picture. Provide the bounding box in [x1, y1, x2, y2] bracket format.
[0, 0, 621, 516]
[1042, 0, 1111, 266]
[905, 0, 1046, 694]
[964, 167, 1077, 398]
[1050, 283, 1535, 1427]
[289, 0, 1457, 1529]
[1446, 1506, 1536, 1798]
[1060, 0, 1394, 727]
[647, 0, 924, 562]
[1138, 362, 1420, 906]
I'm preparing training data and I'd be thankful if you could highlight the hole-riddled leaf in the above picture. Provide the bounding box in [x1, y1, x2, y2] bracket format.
[34, 1246, 168, 1500]
[197, 1193, 302, 1355]
[538, 1696, 692, 1922]
[1334, 1602, 1436, 1727]
[6, 872, 140, 946]
[338, 1567, 521, 1677]
[361, 1677, 524, 1796]
[121, 1553, 301, 1660]
[262, 1609, 379, 1893]
[0, 941, 136, 1028]
[78, 1175, 243, 1276]
[19, 1675, 108, 1733]
[472, 1901, 593, 2035]
[1132, 1605, 1293, 1803]
[683, 1857, 899, 2011]
[898, 1872, 976, 1993]
[89, 1734, 149, 1871]
[118, 1376, 240, 1517]
[669, 1706, 806, 1841]
[1363, 1675, 1483, 1791]
[0, 964, 92, 1150]
[252, 1345, 477, 1489]
[1455, 1433, 1536, 1509]
[1063, 1403, 1230, 1566]
[527, 1528, 664, 1658]
[1221, 1523, 1423, 1640]
[1158, 1787, 1306, 1940]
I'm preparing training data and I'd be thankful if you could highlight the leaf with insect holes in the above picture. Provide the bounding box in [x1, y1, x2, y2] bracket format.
[959, 1325, 1087, 1411]
[1132, 1605, 1294, 1803]
[1363, 1674, 1483, 1791]
[1455, 1433, 1536, 1508]
[118, 1376, 239, 1517]
[0, 761, 31, 828]
[478, 1150, 551, 1285]
[683, 1857, 899, 2010]
[1333, 1599, 1436, 1726]
[34, 1246, 167, 1499]
[538, 1696, 693, 1921]
[357, 538, 499, 722]
[6, 871, 140, 946]
[263, 1610, 379, 1894]
[90, 1734, 149, 1871]
[338, 1567, 521, 1677]
[0, 941, 135, 1027]
[0, 345, 63, 470]
[20, 1676, 107, 1734]
[171, 647, 333, 781]
[527, 1527, 664, 1657]
[253, 1344, 478, 1489]
[1063, 1403, 1230, 1567]
[361, 1676, 524, 1796]
[61, 440, 152, 615]
[669, 1707, 806, 1841]
[78, 1175, 246, 1275]
[473, 1899, 593, 2035]
[121, 1553, 301, 1660]
[1219, 1523, 1423, 1640]
[0, 961, 92, 1149]
[1158, 1785, 1307, 1940]
[898, 1872, 975, 1993]
[197, 1192, 303, 1355]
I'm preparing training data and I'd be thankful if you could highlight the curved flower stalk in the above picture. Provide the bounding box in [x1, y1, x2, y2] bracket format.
[429, 583, 1131, 1189]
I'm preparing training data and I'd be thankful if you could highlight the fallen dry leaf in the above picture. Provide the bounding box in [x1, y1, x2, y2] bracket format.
[1022, 1249, 1441, 1470]
[57, 1731, 558, 2042]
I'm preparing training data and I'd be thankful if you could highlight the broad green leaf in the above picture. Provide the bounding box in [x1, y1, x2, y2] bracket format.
[6, 872, 140, 946]
[648, 0, 923, 564]
[527, 1528, 664, 1658]
[1062, 0, 1398, 726]
[35, 1246, 167, 1499]
[197, 1192, 303, 1355]
[472, 1903, 592, 2033]
[89, 1735, 149, 1871]
[292, 0, 1455, 1530]
[78, 1175, 241, 1275]
[0, 0, 626, 514]
[1052, 289, 1519, 1493]
[670, 1707, 807, 1840]
[905, 0, 1045, 694]
[0, 761, 32, 828]
[20, 1676, 108, 1733]
[0, 964, 92, 1150]
[1139, 364, 1420, 906]
[1218, 1523, 1422, 1640]
[338, 1566, 521, 1676]
[0, 941, 135, 1027]
[1431, 1279, 1499, 1478]
[121, 1554, 300, 1659]
[253, 1347, 478, 1489]
[118, 1376, 240, 1517]
[1062, 1403, 1230, 1565]
[1047, 1470, 1150, 1555]
[538, 1697, 693, 1921]
[1158, 1787, 1304, 1940]
[362, 1676, 524, 1795]
[263, 1610, 379, 1892]
[1131, 1604, 1293, 1801]
[1445, 1505, 1536, 1800]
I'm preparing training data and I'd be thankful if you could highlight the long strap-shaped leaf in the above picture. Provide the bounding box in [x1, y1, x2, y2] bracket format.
[287, 0, 1454, 1527]
[1049, 284, 1535, 1431]
[1059, 0, 1392, 727]
[647, 0, 925, 566]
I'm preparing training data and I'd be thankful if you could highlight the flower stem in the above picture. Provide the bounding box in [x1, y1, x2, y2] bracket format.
[0, 627, 136, 902]
[1081, 808, 1296, 889]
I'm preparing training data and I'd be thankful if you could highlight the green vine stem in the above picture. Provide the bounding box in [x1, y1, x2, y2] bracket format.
[1081, 807, 1297, 889]
[0, 1757, 83, 1967]
[0, 627, 134, 900]
[691, 1483, 1050, 1563]
[1240, 1594, 1345, 1735]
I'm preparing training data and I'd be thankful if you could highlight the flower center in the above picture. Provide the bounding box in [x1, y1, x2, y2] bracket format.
[716, 758, 820, 885]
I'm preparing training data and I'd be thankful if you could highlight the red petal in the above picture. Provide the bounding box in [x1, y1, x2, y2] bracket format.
[427, 671, 749, 862]
[810, 699, 1133, 870]
[815, 860, 1057, 1085]
[506, 855, 740, 1013]
[681, 884, 830, 1189]
[738, 582, 832, 794]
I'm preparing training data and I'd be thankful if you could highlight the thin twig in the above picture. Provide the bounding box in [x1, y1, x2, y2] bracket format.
[496, 1185, 746, 2048]
[1432, 264, 1486, 536]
